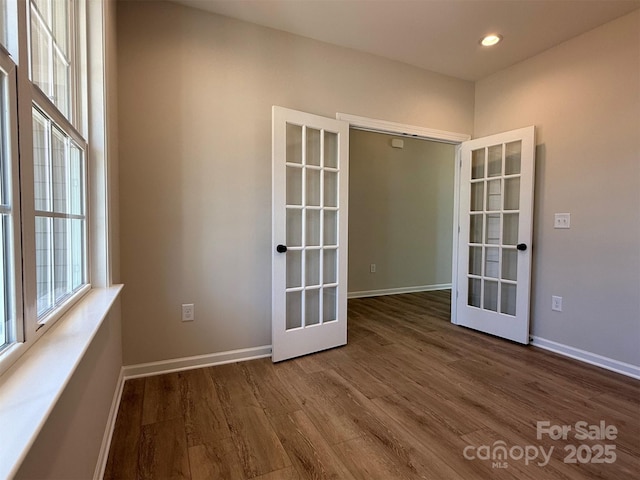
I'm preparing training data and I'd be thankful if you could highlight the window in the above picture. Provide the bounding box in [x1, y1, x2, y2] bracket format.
[28, 0, 88, 323]
[0, 0, 89, 368]
[32, 107, 86, 317]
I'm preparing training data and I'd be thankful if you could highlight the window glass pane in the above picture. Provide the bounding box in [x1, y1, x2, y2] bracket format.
[33, 109, 50, 211]
[1, 215, 8, 346]
[53, 50, 69, 117]
[30, 10, 51, 99]
[52, 126, 66, 213]
[53, 217, 68, 301]
[0, 0, 7, 49]
[52, 0, 68, 54]
[30, 0, 73, 119]
[70, 218, 84, 289]
[36, 215, 53, 315]
[69, 142, 83, 215]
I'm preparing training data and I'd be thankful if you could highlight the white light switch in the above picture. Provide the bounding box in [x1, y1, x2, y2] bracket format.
[554, 213, 571, 229]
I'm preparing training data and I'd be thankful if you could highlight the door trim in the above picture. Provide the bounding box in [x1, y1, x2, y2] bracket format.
[336, 113, 470, 144]
[336, 112, 470, 325]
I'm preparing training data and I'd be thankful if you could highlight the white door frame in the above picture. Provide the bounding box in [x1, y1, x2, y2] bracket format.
[335, 113, 470, 324]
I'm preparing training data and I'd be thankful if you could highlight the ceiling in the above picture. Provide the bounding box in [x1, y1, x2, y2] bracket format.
[171, 0, 640, 81]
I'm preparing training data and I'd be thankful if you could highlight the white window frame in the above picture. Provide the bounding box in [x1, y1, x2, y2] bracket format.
[0, 0, 92, 375]
[0, 45, 23, 356]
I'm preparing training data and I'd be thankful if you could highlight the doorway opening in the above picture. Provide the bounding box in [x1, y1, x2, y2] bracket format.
[347, 129, 456, 299]
[337, 113, 470, 310]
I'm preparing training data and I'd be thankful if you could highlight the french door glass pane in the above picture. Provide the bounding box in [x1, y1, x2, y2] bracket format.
[286, 167, 302, 205]
[485, 214, 500, 244]
[324, 171, 337, 207]
[501, 283, 517, 316]
[286, 250, 301, 288]
[286, 291, 302, 329]
[470, 182, 483, 211]
[468, 278, 481, 308]
[487, 145, 502, 177]
[503, 213, 518, 245]
[306, 128, 321, 166]
[484, 280, 498, 311]
[305, 209, 320, 246]
[502, 249, 518, 281]
[324, 132, 338, 168]
[323, 248, 337, 284]
[486, 179, 501, 211]
[323, 287, 337, 322]
[323, 210, 337, 246]
[469, 246, 482, 275]
[471, 149, 485, 179]
[504, 177, 520, 210]
[306, 168, 320, 206]
[286, 209, 302, 247]
[505, 141, 522, 175]
[286, 123, 302, 164]
[305, 289, 320, 326]
[470, 214, 483, 243]
[305, 249, 320, 287]
[485, 247, 499, 278]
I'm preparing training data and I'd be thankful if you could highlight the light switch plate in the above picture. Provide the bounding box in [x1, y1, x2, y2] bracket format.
[554, 213, 571, 229]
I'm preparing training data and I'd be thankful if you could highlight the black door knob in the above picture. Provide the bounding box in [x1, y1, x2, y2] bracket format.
[516, 243, 527, 251]
[276, 244, 288, 253]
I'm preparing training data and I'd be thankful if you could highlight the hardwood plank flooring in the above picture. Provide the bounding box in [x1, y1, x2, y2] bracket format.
[105, 291, 640, 479]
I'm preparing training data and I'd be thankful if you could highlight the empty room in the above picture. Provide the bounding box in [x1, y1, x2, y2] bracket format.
[0, 1, 638, 479]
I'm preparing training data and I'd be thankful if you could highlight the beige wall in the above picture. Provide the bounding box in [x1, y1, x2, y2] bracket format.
[117, 1, 474, 364]
[475, 11, 640, 366]
[348, 130, 455, 294]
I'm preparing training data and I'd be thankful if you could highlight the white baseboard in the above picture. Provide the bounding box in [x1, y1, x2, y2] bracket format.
[348, 283, 451, 299]
[122, 345, 273, 380]
[530, 336, 640, 380]
[93, 367, 125, 480]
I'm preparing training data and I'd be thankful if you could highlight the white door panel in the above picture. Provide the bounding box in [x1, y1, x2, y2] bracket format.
[455, 126, 535, 344]
[272, 106, 349, 362]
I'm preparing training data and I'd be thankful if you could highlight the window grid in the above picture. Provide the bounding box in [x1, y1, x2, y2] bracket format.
[32, 106, 86, 319]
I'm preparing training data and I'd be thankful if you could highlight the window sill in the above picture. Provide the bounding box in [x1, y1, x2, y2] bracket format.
[0, 285, 123, 480]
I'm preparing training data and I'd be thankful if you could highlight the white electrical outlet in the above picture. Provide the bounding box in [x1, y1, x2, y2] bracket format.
[554, 213, 571, 229]
[370, 263, 376, 273]
[182, 303, 195, 322]
[551, 296, 563, 312]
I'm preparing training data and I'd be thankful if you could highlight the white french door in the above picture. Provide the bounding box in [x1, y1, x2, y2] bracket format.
[272, 106, 349, 362]
[455, 126, 535, 344]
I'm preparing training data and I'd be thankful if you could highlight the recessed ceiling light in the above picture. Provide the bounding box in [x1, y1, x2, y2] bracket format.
[480, 34, 503, 47]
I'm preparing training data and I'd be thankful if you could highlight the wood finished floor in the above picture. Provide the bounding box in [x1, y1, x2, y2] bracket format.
[105, 291, 640, 479]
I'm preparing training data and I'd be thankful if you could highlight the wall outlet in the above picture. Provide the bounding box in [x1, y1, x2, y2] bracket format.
[370, 263, 376, 273]
[554, 213, 571, 229]
[551, 296, 563, 312]
[182, 303, 195, 322]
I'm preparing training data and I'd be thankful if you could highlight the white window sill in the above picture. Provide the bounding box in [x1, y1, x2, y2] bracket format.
[0, 285, 123, 480]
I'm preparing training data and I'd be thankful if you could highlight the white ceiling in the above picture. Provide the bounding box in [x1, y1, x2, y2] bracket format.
[171, 0, 640, 81]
